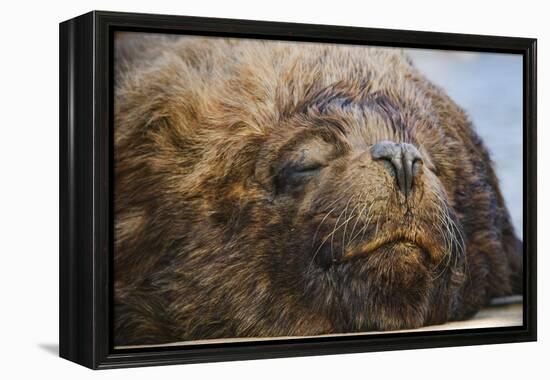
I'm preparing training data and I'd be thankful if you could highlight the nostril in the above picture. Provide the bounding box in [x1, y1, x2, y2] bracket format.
[370, 141, 423, 197]
[412, 157, 423, 175]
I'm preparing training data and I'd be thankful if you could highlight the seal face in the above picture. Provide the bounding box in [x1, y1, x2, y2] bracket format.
[113, 35, 522, 345]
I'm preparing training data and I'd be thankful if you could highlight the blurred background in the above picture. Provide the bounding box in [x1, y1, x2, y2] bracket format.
[405, 49, 523, 238]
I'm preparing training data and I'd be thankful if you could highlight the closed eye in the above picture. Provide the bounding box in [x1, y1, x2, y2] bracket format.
[291, 163, 323, 174]
[274, 162, 324, 195]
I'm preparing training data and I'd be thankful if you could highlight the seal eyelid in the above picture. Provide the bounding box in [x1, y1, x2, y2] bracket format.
[277, 161, 324, 181]
[288, 161, 325, 173]
[273, 161, 325, 195]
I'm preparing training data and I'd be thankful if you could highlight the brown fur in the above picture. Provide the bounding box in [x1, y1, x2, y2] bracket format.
[113, 33, 522, 345]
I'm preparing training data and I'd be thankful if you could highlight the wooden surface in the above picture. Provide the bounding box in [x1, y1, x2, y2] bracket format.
[117, 296, 523, 349]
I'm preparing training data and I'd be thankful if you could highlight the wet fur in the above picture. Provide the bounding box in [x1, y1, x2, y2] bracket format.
[113, 34, 522, 345]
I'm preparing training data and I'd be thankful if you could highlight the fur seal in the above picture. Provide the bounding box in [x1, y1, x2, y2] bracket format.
[113, 34, 522, 345]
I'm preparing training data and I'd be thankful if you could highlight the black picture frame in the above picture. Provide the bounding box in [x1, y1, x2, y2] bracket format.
[59, 10, 537, 369]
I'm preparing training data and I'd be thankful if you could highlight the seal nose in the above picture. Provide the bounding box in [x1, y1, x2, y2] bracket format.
[371, 140, 423, 197]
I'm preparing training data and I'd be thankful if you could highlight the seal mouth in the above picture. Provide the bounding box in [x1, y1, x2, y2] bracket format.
[342, 236, 428, 261]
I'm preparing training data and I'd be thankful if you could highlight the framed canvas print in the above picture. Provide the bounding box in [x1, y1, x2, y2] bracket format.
[59, 11, 537, 369]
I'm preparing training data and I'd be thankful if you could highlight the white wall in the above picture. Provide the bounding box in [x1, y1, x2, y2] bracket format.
[1, 0, 546, 378]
